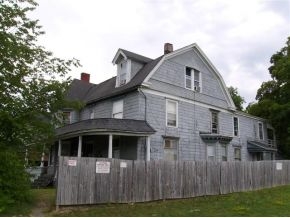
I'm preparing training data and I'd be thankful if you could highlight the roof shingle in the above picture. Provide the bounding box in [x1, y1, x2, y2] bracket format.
[66, 54, 163, 104]
[56, 118, 156, 137]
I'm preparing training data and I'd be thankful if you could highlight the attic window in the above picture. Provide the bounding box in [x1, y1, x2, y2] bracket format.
[185, 67, 201, 92]
[116, 59, 131, 87]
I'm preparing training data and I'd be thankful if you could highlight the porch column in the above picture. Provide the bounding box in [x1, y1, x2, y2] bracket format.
[146, 136, 151, 161]
[78, 135, 82, 157]
[108, 134, 113, 158]
[58, 140, 62, 157]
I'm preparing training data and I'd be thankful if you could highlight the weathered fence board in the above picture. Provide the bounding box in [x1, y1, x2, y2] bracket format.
[56, 158, 290, 206]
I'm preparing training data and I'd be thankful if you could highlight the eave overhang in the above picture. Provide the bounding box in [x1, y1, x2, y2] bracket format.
[56, 118, 156, 139]
[247, 140, 277, 153]
[200, 132, 233, 143]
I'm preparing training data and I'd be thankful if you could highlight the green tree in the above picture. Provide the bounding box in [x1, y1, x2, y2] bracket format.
[228, 86, 245, 111]
[0, 0, 81, 212]
[247, 37, 290, 158]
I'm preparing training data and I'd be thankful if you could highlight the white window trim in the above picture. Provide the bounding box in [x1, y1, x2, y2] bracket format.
[166, 99, 178, 128]
[116, 59, 132, 87]
[207, 144, 216, 161]
[221, 144, 228, 161]
[90, 110, 94, 119]
[233, 116, 239, 137]
[126, 59, 131, 83]
[163, 138, 179, 161]
[193, 69, 201, 92]
[63, 111, 71, 124]
[185, 67, 192, 90]
[112, 99, 124, 119]
[211, 111, 219, 134]
[258, 122, 264, 140]
[234, 147, 242, 161]
[184, 66, 202, 92]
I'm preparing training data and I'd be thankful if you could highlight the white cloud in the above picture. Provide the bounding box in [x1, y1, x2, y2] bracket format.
[31, 0, 290, 104]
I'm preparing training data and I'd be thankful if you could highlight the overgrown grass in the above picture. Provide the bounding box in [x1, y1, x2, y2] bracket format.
[50, 185, 290, 217]
[3, 186, 290, 216]
[0, 188, 55, 216]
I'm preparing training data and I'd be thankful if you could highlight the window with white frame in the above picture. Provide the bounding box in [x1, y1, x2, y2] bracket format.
[185, 67, 192, 89]
[116, 59, 131, 87]
[185, 67, 201, 92]
[63, 111, 71, 125]
[119, 71, 127, 86]
[258, 122, 264, 140]
[207, 145, 215, 161]
[233, 117, 239, 137]
[166, 100, 178, 127]
[194, 70, 201, 91]
[234, 147, 241, 161]
[90, 110, 94, 119]
[112, 100, 123, 119]
[164, 138, 178, 161]
[211, 111, 219, 134]
[221, 144, 227, 161]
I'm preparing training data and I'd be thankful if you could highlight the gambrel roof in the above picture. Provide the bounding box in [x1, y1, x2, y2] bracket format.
[66, 43, 236, 110]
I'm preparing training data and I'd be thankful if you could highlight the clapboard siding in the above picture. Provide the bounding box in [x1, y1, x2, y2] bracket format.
[56, 157, 290, 206]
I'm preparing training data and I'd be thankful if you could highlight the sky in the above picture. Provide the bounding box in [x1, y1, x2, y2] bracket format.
[31, 0, 290, 106]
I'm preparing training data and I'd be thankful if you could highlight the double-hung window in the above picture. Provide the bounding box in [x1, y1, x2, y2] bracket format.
[166, 100, 178, 127]
[207, 145, 215, 161]
[221, 144, 227, 161]
[119, 71, 126, 86]
[185, 67, 192, 89]
[63, 111, 71, 125]
[112, 100, 123, 119]
[185, 67, 201, 92]
[211, 111, 219, 134]
[234, 147, 241, 161]
[233, 117, 239, 137]
[194, 70, 200, 91]
[164, 138, 178, 160]
[90, 110, 94, 119]
[258, 122, 264, 140]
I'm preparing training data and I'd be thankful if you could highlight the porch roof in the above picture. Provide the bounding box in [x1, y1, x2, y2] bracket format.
[247, 140, 277, 153]
[56, 118, 156, 137]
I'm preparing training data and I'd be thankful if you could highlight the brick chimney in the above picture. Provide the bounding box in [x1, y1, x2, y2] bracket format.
[164, 43, 173, 54]
[81, 72, 90, 82]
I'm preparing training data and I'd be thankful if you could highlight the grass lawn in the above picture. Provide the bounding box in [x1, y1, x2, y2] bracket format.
[50, 185, 290, 217]
[3, 185, 290, 216]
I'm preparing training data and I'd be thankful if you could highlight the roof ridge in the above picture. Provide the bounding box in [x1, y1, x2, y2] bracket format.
[120, 48, 153, 63]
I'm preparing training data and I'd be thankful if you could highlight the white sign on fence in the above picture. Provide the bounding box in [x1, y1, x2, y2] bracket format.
[120, 162, 127, 168]
[96, 161, 110, 173]
[276, 162, 282, 170]
[68, 159, 77, 166]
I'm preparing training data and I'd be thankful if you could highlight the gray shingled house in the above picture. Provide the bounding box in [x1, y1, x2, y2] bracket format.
[48, 43, 277, 169]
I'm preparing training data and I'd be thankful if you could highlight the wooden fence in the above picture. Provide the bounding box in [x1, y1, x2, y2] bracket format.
[56, 157, 290, 206]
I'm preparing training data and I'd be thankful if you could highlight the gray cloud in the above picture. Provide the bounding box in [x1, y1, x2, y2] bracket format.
[31, 0, 290, 106]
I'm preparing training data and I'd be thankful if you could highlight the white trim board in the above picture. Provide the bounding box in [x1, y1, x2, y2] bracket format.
[143, 88, 267, 122]
[142, 88, 231, 114]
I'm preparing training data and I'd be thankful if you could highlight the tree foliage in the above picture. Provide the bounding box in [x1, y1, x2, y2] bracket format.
[228, 86, 245, 111]
[0, 147, 31, 215]
[0, 0, 81, 159]
[1, 0, 83, 211]
[247, 37, 290, 158]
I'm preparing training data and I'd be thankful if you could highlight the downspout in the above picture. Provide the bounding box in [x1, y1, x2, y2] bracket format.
[138, 88, 147, 121]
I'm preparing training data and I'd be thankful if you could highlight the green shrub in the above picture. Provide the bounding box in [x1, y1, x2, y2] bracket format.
[0, 148, 31, 214]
